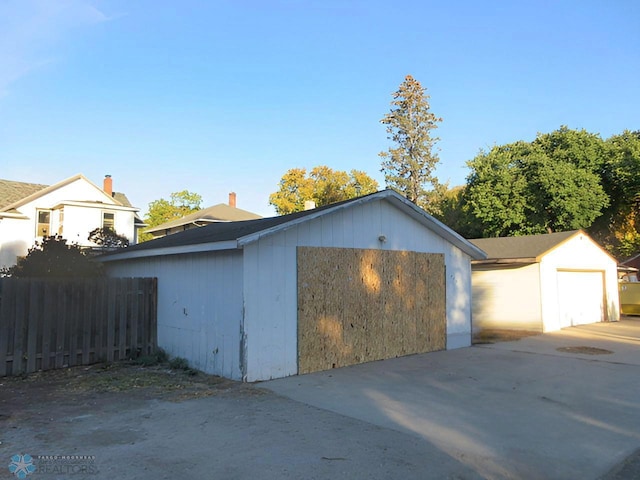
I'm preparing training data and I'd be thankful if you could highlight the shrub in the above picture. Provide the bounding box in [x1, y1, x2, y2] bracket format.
[3, 235, 103, 278]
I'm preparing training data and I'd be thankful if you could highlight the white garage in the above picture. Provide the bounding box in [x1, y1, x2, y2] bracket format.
[101, 190, 486, 381]
[470, 230, 619, 333]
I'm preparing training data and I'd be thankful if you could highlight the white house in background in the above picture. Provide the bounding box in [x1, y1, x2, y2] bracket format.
[470, 230, 620, 334]
[101, 189, 487, 382]
[0, 174, 142, 269]
[145, 192, 261, 240]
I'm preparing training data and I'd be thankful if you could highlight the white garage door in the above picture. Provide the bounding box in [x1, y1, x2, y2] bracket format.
[557, 270, 605, 328]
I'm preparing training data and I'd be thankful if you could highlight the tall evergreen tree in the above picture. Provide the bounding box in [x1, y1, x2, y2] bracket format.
[379, 75, 443, 212]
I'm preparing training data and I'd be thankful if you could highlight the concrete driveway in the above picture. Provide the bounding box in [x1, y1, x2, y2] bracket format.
[264, 317, 640, 480]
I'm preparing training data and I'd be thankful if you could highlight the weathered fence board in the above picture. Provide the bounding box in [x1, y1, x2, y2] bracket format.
[0, 277, 157, 376]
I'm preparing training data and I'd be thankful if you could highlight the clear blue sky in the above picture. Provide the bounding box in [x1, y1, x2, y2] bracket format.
[1, 0, 638, 217]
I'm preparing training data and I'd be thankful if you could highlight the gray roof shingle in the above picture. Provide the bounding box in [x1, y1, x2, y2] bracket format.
[105, 199, 343, 255]
[146, 203, 262, 234]
[0, 179, 48, 209]
[113, 192, 133, 207]
[469, 230, 580, 260]
[101, 190, 488, 263]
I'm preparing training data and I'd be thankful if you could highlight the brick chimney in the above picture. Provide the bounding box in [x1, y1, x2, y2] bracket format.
[104, 175, 113, 197]
[229, 192, 237, 208]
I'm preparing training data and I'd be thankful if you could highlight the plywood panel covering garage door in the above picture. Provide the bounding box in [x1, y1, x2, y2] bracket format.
[297, 247, 446, 375]
[557, 270, 605, 328]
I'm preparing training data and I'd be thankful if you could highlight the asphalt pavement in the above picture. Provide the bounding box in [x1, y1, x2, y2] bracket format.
[264, 318, 640, 480]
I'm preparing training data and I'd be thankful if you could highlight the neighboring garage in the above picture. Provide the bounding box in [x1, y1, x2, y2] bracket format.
[470, 230, 620, 333]
[101, 189, 486, 381]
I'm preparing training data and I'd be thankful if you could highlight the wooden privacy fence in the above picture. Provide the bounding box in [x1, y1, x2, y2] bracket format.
[0, 277, 157, 376]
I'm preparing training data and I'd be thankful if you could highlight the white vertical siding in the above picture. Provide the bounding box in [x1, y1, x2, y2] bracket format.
[62, 205, 135, 246]
[105, 250, 244, 380]
[243, 199, 474, 381]
[539, 233, 619, 332]
[471, 263, 543, 331]
[59, 205, 103, 243]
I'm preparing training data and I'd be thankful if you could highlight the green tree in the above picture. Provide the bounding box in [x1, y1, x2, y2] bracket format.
[434, 185, 483, 238]
[1, 235, 103, 278]
[141, 190, 202, 242]
[591, 130, 640, 257]
[465, 128, 609, 237]
[533, 126, 608, 171]
[464, 142, 534, 237]
[269, 166, 379, 215]
[379, 74, 443, 212]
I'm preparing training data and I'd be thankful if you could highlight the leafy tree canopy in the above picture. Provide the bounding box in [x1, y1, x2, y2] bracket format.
[591, 130, 640, 257]
[2, 235, 103, 278]
[269, 166, 379, 215]
[464, 128, 610, 237]
[429, 126, 640, 259]
[434, 185, 484, 239]
[141, 190, 202, 242]
[379, 74, 444, 213]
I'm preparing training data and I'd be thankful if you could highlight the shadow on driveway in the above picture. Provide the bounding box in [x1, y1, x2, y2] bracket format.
[264, 318, 640, 480]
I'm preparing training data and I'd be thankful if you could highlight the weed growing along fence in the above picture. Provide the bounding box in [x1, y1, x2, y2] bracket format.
[0, 277, 157, 376]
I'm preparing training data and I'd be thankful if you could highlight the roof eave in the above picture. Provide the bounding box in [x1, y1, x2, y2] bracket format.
[145, 218, 230, 234]
[1, 174, 82, 212]
[52, 200, 139, 212]
[472, 257, 538, 266]
[99, 239, 240, 262]
[236, 190, 487, 260]
[384, 194, 488, 260]
[0, 212, 29, 220]
[533, 230, 582, 260]
[1, 174, 125, 212]
[534, 230, 618, 264]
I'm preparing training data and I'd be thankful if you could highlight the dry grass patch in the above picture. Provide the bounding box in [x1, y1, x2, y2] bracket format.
[0, 359, 254, 406]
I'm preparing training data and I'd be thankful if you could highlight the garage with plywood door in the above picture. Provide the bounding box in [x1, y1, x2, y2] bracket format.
[297, 247, 446, 374]
[557, 270, 606, 327]
[103, 189, 485, 381]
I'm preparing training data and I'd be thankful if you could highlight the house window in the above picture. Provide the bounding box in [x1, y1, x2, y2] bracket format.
[36, 210, 51, 237]
[58, 209, 64, 235]
[102, 212, 115, 230]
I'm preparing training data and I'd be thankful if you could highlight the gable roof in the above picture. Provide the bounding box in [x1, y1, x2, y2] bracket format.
[0, 174, 136, 214]
[145, 203, 262, 234]
[469, 230, 583, 263]
[0, 179, 49, 210]
[101, 189, 487, 262]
